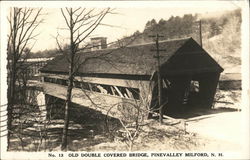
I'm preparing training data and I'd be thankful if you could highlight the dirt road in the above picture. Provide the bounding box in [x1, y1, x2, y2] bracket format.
[185, 111, 244, 150]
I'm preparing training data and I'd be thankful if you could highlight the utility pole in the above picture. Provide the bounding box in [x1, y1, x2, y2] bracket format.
[150, 34, 165, 124]
[199, 20, 202, 47]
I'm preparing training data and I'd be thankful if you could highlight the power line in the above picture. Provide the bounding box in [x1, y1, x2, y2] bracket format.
[199, 20, 202, 47]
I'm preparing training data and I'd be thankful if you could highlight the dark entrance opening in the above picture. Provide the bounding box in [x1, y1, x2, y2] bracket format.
[151, 72, 220, 118]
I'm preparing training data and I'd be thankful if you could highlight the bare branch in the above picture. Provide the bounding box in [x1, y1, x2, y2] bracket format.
[73, 19, 94, 35]
[72, 7, 82, 14]
[75, 8, 110, 45]
[74, 8, 95, 24]
[54, 33, 64, 53]
[72, 8, 85, 24]
[18, 8, 43, 51]
[60, 9, 70, 28]
[65, 7, 71, 16]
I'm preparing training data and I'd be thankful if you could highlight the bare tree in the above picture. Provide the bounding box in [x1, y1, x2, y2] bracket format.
[102, 80, 152, 151]
[7, 7, 43, 150]
[58, 7, 111, 151]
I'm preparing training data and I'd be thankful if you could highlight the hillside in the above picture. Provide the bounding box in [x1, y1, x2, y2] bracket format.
[111, 9, 241, 74]
[30, 9, 241, 75]
[201, 9, 241, 74]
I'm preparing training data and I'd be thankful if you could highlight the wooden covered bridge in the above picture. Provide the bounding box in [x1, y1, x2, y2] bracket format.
[40, 37, 223, 119]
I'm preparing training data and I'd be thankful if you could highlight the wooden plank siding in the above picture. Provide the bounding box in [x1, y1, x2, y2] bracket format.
[40, 73, 149, 89]
[42, 74, 153, 119]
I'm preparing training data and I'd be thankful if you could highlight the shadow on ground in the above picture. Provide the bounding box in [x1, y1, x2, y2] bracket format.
[166, 106, 239, 119]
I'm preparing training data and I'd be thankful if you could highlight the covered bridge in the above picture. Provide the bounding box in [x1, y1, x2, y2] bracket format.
[40, 37, 223, 118]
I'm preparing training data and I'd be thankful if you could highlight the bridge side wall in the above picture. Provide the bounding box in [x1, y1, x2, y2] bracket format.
[42, 73, 152, 120]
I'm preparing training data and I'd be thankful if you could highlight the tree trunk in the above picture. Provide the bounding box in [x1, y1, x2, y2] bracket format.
[7, 11, 18, 150]
[61, 49, 75, 150]
[61, 77, 73, 150]
[7, 63, 16, 150]
[61, 9, 75, 151]
[59, 7, 110, 150]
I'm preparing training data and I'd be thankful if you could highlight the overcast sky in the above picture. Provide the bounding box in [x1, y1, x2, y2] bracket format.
[2, 1, 242, 52]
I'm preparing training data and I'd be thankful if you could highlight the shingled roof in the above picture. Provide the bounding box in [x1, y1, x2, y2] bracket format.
[40, 37, 223, 76]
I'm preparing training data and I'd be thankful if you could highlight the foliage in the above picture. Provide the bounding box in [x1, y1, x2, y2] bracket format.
[108, 8, 241, 73]
[112, 9, 241, 60]
[143, 14, 198, 40]
[27, 49, 60, 58]
[202, 8, 241, 68]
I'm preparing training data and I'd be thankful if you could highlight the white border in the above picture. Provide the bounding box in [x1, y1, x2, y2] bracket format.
[0, 1, 249, 159]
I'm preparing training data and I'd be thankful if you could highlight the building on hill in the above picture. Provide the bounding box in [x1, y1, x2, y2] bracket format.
[90, 37, 107, 51]
[40, 37, 223, 118]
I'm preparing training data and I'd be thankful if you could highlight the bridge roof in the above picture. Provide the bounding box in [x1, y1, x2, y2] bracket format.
[40, 37, 223, 77]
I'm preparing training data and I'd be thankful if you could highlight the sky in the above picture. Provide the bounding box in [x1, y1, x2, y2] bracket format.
[2, 1, 242, 52]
